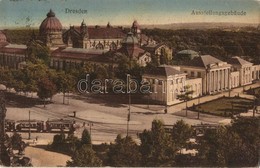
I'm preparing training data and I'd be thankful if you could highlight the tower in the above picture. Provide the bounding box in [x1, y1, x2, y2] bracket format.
[131, 20, 141, 38]
[80, 19, 89, 48]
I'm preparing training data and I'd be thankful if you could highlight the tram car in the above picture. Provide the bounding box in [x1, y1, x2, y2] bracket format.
[45, 119, 75, 132]
[5, 119, 16, 132]
[16, 120, 44, 132]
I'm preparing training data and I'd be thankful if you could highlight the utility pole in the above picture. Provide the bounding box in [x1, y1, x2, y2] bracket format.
[198, 94, 201, 119]
[28, 110, 31, 140]
[127, 93, 131, 137]
[88, 122, 93, 148]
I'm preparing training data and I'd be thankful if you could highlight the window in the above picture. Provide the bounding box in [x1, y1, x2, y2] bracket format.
[180, 78, 183, 83]
[191, 71, 195, 77]
[109, 42, 117, 51]
[198, 72, 201, 78]
[96, 43, 104, 50]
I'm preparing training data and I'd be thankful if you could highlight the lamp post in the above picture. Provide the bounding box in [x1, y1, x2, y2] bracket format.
[197, 94, 201, 119]
[127, 93, 131, 137]
[28, 110, 31, 140]
[88, 122, 93, 148]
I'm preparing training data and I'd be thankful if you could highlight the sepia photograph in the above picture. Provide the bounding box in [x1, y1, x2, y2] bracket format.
[0, 0, 259, 167]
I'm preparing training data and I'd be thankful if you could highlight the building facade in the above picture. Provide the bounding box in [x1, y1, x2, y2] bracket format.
[143, 55, 259, 105]
[143, 65, 202, 105]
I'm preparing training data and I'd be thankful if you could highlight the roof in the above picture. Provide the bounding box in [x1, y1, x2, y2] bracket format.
[39, 9, 62, 34]
[5, 44, 27, 49]
[122, 32, 139, 44]
[177, 50, 199, 56]
[142, 43, 168, 53]
[227, 56, 252, 65]
[65, 25, 126, 39]
[62, 47, 107, 55]
[117, 45, 146, 58]
[0, 44, 27, 54]
[186, 55, 224, 68]
[145, 65, 184, 77]
[51, 47, 109, 60]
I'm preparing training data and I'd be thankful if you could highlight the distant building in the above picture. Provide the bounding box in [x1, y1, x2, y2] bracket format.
[142, 43, 173, 65]
[228, 56, 253, 86]
[143, 65, 202, 105]
[0, 43, 27, 69]
[63, 21, 125, 50]
[180, 55, 232, 95]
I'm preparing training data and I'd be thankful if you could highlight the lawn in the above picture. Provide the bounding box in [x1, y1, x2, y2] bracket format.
[246, 87, 260, 96]
[191, 96, 253, 117]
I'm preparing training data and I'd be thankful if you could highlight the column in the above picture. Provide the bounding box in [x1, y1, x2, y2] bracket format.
[216, 70, 218, 91]
[221, 70, 224, 90]
[208, 71, 211, 94]
[225, 69, 228, 89]
[213, 71, 216, 92]
[228, 69, 231, 89]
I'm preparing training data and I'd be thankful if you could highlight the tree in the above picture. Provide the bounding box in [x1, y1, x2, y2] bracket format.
[0, 69, 15, 91]
[54, 72, 75, 104]
[107, 134, 141, 167]
[51, 132, 66, 149]
[27, 39, 51, 65]
[139, 120, 176, 166]
[37, 77, 57, 107]
[66, 145, 102, 167]
[197, 121, 260, 167]
[81, 129, 91, 146]
[177, 85, 194, 117]
[10, 132, 23, 150]
[172, 120, 193, 152]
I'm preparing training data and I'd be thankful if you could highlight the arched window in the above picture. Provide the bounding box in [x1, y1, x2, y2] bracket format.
[109, 42, 117, 51]
[175, 89, 178, 99]
[159, 47, 166, 64]
[195, 84, 197, 95]
[96, 43, 104, 50]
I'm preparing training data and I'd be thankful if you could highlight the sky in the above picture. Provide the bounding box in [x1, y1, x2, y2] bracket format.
[0, 0, 259, 28]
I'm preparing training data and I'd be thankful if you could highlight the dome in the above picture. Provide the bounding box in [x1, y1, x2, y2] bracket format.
[39, 9, 62, 35]
[122, 32, 139, 44]
[177, 50, 200, 60]
[0, 31, 7, 42]
[177, 50, 199, 56]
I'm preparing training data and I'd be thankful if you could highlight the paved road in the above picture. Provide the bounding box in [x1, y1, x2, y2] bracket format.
[4, 82, 260, 144]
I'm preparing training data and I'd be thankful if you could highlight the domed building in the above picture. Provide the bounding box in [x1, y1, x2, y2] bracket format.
[39, 9, 64, 48]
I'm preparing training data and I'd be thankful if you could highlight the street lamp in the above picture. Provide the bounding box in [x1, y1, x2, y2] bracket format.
[127, 93, 131, 137]
[197, 94, 201, 119]
[28, 110, 31, 140]
[88, 122, 93, 148]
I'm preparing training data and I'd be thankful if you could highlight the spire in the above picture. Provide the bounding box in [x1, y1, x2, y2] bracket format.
[47, 9, 55, 17]
[107, 22, 111, 28]
[81, 19, 86, 26]
[80, 19, 88, 38]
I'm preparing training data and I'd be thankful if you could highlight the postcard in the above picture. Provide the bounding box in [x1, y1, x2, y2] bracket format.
[0, 0, 259, 167]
